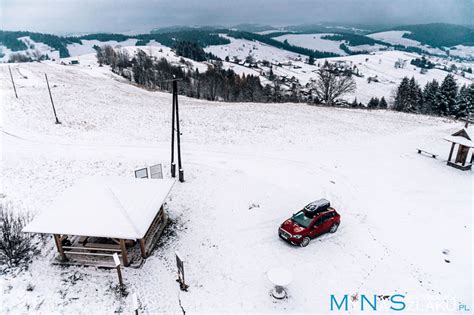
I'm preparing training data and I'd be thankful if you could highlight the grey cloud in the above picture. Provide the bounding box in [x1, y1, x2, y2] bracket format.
[1, 0, 472, 34]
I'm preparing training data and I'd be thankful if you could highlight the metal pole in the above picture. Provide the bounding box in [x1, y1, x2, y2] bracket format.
[45, 73, 61, 124]
[8, 66, 18, 98]
[171, 81, 176, 177]
[174, 80, 184, 182]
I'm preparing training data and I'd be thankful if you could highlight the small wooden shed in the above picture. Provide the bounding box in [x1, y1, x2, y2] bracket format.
[444, 125, 474, 171]
[23, 176, 175, 268]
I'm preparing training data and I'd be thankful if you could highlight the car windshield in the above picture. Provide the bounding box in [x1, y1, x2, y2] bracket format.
[291, 211, 312, 228]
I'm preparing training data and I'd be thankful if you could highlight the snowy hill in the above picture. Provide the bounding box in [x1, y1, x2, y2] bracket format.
[1, 56, 472, 313]
[205, 35, 472, 103]
[368, 31, 446, 56]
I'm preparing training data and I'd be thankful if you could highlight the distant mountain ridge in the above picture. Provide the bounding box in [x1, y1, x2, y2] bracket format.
[1, 23, 473, 62]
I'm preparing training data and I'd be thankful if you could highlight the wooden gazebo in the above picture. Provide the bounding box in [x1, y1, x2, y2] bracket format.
[444, 124, 474, 171]
[23, 176, 175, 268]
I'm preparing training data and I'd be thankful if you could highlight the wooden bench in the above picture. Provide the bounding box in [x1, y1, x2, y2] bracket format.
[417, 149, 438, 158]
[83, 242, 121, 251]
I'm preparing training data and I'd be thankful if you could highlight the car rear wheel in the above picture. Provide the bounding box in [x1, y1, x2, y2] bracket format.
[300, 237, 310, 247]
[329, 223, 339, 233]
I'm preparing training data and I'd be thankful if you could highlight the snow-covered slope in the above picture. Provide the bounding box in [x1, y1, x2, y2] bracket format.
[274, 33, 348, 55]
[0, 37, 60, 62]
[206, 40, 473, 103]
[204, 35, 301, 64]
[0, 58, 472, 313]
[319, 50, 473, 102]
[66, 38, 139, 56]
[368, 31, 446, 55]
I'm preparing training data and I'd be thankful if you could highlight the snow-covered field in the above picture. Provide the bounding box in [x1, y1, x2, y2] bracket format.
[368, 31, 446, 56]
[0, 56, 472, 313]
[274, 33, 348, 55]
[66, 38, 139, 57]
[204, 35, 300, 64]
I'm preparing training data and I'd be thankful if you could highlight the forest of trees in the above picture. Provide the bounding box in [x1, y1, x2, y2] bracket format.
[410, 56, 435, 69]
[393, 74, 474, 117]
[0, 31, 74, 57]
[96, 46, 300, 103]
[321, 33, 386, 46]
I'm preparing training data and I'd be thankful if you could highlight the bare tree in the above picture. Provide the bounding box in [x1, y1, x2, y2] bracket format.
[0, 205, 35, 267]
[310, 65, 356, 106]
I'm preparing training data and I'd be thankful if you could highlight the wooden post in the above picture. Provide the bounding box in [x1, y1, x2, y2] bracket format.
[448, 143, 455, 162]
[171, 81, 176, 177]
[139, 239, 147, 258]
[120, 239, 129, 267]
[53, 234, 67, 261]
[174, 80, 184, 183]
[132, 293, 139, 315]
[113, 253, 123, 287]
[8, 66, 18, 98]
[45, 73, 61, 124]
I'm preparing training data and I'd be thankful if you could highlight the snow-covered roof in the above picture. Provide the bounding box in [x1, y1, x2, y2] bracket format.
[444, 135, 474, 147]
[444, 126, 474, 147]
[465, 126, 473, 140]
[23, 176, 175, 240]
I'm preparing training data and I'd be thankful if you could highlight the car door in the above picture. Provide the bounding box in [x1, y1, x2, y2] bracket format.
[309, 215, 325, 238]
[320, 212, 335, 233]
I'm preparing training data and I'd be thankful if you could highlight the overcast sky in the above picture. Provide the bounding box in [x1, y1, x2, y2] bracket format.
[1, 0, 473, 34]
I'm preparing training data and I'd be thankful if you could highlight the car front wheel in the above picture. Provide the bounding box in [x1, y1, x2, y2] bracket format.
[329, 223, 339, 233]
[300, 237, 310, 247]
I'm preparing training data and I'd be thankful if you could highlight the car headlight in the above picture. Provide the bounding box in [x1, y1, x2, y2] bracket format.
[293, 235, 302, 239]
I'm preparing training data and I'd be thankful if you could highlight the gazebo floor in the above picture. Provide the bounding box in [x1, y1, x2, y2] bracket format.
[447, 161, 472, 171]
[52, 236, 146, 269]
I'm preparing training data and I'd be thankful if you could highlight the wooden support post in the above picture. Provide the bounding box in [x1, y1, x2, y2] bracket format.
[45, 73, 61, 124]
[171, 81, 176, 177]
[139, 239, 147, 258]
[8, 66, 18, 98]
[120, 239, 129, 267]
[53, 234, 67, 261]
[113, 253, 123, 287]
[448, 143, 455, 162]
[132, 293, 139, 314]
[174, 80, 184, 183]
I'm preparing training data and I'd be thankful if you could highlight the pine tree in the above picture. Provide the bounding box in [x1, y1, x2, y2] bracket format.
[438, 74, 458, 116]
[421, 79, 440, 115]
[368, 97, 379, 109]
[309, 54, 315, 65]
[379, 97, 388, 109]
[455, 84, 474, 118]
[408, 77, 423, 112]
[394, 77, 411, 112]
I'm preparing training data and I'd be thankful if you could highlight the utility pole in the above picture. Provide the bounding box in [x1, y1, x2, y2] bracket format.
[170, 79, 184, 182]
[8, 66, 18, 98]
[45, 73, 61, 124]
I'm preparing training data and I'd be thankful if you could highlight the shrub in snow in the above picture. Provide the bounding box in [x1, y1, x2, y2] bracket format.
[0, 205, 35, 267]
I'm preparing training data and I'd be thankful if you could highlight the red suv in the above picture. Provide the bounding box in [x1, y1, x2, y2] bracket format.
[279, 199, 340, 247]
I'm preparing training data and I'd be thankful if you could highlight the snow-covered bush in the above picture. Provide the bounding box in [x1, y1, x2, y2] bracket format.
[0, 205, 35, 267]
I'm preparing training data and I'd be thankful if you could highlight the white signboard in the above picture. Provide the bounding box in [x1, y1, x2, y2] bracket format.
[134, 167, 149, 179]
[113, 253, 121, 267]
[150, 164, 163, 179]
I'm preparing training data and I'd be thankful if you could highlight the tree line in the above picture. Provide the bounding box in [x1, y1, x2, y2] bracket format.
[393, 74, 473, 117]
[96, 45, 300, 103]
